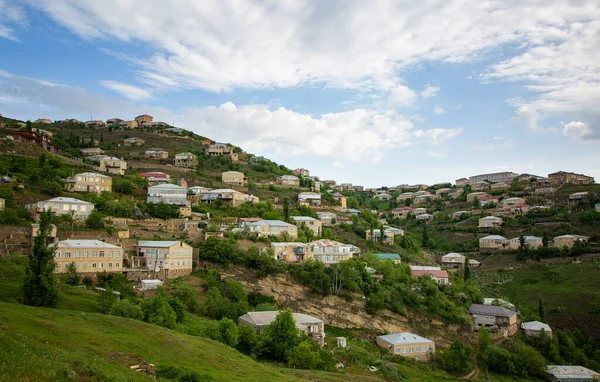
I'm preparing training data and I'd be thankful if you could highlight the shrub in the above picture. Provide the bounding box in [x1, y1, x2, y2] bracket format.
[109, 299, 144, 320]
[215, 318, 239, 347]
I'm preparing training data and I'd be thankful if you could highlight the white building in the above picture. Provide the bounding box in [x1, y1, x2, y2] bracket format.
[306, 239, 360, 264]
[135, 240, 194, 278]
[25, 197, 95, 220]
[147, 184, 188, 205]
[469, 172, 518, 185]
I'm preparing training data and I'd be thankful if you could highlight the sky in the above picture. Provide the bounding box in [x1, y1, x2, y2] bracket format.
[0, 0, 599, 187]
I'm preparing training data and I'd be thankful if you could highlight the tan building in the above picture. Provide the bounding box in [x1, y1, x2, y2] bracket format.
[391, 207, 413, 219]
[35, 118, 52, 124]
[290, 216, 322, 236]
[467, 192, 487, 202]
[316, 211, 336, 226]
[522, 321, 552, 339]
[376, 333, 434, 361]
[332, 193, 347, 208]
[145, 148, 169, 159]
[293, 168, 310, 177]
[64, 172, 112, 193]
[222, 171, 247, 186]
[277, 175, 300, 187]
[0, 198, 5, 211]
[135, 240, 193, 279]
[469, 304, 518, 331]
[238, 311, 325, 346]
[91, 155, 127, 176]
[52, 240, 123, 276]
[396, 192, 415, 202]
[199, 189, 257, 207]
[205, 143, 239, 161]
[502, 197, 526, 209]
[508, 236, 543, 250]
[298, 192, 321, 207]
[548, 171, 594, 186]
[479, 235, 508, 251]
[119, 120, 139, 129]
[84, 120, 105, 128]
[491, 182, 509, 191]
[306, 239, 360, 264]
[455, 178, 468, 187]
[80, 147, 104, 156]
[124, 137, 144, 146]
[270, 242, 308, 263]
[553, 234, 589, 248]
[244, 220, 298, 239]
[135, 114, 153, 124]
[478, 216, 503, 228]
[174, 152, 197, 168]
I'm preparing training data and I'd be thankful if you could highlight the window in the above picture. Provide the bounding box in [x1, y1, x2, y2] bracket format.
[92, 251, 97, 258]
[403, 348, 407, 353]
[75, 251, 80, 258]
[80, 206, 86, 211]
[83, 251, 88, 258]
[115, 251, 120, 257]
[108, 251, 113, 258]
[83, 263, 87, 269]
[56, 251, 62, 258]
[65, 251, 70, 258]
[99, 251, 104, 258]
[62, 205, 69, 211]
[92, 263, 97, 268]
[395, 347, 400, 354]
[100, 263, 104, 268]
[116, 262, 120, 268]
[108, 263, 113, 268]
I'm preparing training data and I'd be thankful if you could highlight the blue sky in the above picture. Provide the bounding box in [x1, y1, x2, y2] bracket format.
[1, 0, 599, 187]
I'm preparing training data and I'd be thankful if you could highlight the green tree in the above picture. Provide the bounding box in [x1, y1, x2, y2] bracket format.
[538, 298, 545, 322]
[142, 294, 178, 329]
[542, 232, 549, 247]
[283, 196, 290, 221]
[286, 341, 321, 369]
[45, 182, 63, 197]
[473, 196, 479, 209]
[464, 256, 471, 282]
[477, 327, 491, 353]
[519, 235, 525, 253]
[38, 153, 47, 168]
[216, 318, 239, 347]
[263, 309, 301, 361]
[422, 225, 429, 247]
[65, 262, 81, 286]
[438, 340, 471, 373]
[109, 299, 144, 320]
[86, 210, 105, 229]
[22, 211, 59, 307]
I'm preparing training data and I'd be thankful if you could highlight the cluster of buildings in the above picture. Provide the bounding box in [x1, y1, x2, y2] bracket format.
[479, 234, 589, 252]
[270, 239, 360, 264]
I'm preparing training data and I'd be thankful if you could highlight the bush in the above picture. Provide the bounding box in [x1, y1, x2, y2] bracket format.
[109, 299, 144, 320]
[142, 294, 178, 329]
[437, 340, 471, 373]
[215, 318, 239, 347]
[483, 346, 515, 374]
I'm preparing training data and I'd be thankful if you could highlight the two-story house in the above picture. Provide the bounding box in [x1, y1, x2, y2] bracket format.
[222, 171, 247, 186]
[244, 220, 298, 239]
[238, 311, 325, 346]
[147, 184, 188, 206]
[478, 216, 503, 228]
[376, 332, 435, 361]
[479, 235, 508, 251]
[298, 192, 321, 207]
[290, 216, 322, 236]
[174, 152, 197, 168]
[305, 239, 360, 264]
[91, 155, 127, 176]
[26, 197, 95, 220]
[135, 240, 193, 278]
[468, 304, 518, 331]
[52, 240, 123, 276]
[64, 172, 112, 193]
[276, 175, 300, 187]
[144, 148, 169, 159]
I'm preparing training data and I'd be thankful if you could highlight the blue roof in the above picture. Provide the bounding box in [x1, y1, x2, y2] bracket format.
[374, 253, 401, 260]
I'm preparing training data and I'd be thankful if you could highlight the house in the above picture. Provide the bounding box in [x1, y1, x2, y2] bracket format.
[205, 143, 239, 161]
[238, 311, 325, 346]
[199, 188, 257, 207]
[270, 242, 308, 263]
[479, 235, 508, 251]
[332, 193, 347, 208]
[238, 217, 264, 229]
[469, 172, 518, 185]
[135, 240, 193, 278]
[376, 333, 434, 361]
[31, 223, 58, 245]
[553, 234, 590, 248]
[174, 152, 197, 168]
[119, 120, 139, 129]
[277, 175, 300, 187]
[80, 147, 104, 156]
[306, 239, 360, 264]
[293, 168, 310, 177]
[341, 208, 361, 216]
[35, 118, 52, 124]
[490, 182, 509, 191]
[374, 192, 392, 201]
[290, 216, 322, 236]
[479, 195, 501, 207]
[91, 155, 127, 176]
[316, 211, 336, 225]
[313, 181, 323, 192]
[84, 120, 105, 128]
[147, 184, 188, 206]
[26, 197, 94, 220]
[124, 137, 144, 146]
[106, 118, 124, 126]
[135, 114, 153, 124]
[416, 213, 433, 221]
[548, 171, 594, 186]
[468, 304, 518, 330]
[467, 192, 487, 202]
[441, 253, 467, 268]
[187, 186, 211, 195]
[6, 129, 61, 154]
[396, 192, 415, 202]
[414, 194, 433, 205]
[569, 192, 589, 203]
[478, 216, 503, 228]
[471, 181, 491, 191]
[298, 192, 321, 207]
[64, 172, 112, 193]
[373, 253, 401, 263]
[322, 180, 336, 186]
[222, 171, 247, 186]
[508, 236, 543, 250]
[354, 185, 364, 192]
[435, 188, 451, 198]
[391, 207, 413, 219]
[449, 188, 465, 199]
[546, 365, 600, 381]
[410, 266, 449, 285]
[51, 240, 123, 276]
[339, 183, 355, 192]
[502, 197, 526, 209]
[139, 172, 170, 185]
[245, 220, 298, 239]
[413, 207, 427, 216]
[522, 321, 552, 338]
[452, 210, 471, 220]
[0, 198, 4, 211]
[455, 178, 469, 187]
[366, 228, 395, 244]
[144, 148, 169, 159]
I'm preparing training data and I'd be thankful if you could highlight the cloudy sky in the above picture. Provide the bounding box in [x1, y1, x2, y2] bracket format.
[1, 0, 599, 187]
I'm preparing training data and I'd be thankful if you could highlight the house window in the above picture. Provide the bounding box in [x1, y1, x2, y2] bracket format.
[100, 263, 104, 268]
[75, 251, 80, 258]
[403, 348, 407, 353]
[92, 251, 97, 257]
[56, 251, 62, 258]
[108, 251, 113, 258]
[83, 251, 88, 258]
[99, 251, 104, 258]
[108, 263, 113, 268]
[83, 263, 87, 269]
[116, 262, 120, 267]
[395, 347, 400, 354]
[92, 263, 97, 268]
[65, 251, 70, 258]
[115, 251, 120, 257]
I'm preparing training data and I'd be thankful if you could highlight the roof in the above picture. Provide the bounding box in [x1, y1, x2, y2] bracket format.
[279, 175, 299, 180]
[291, 216, 318, 222]
[75, 172, 111, 178]
[442, 252, 465, 260]
[546, 365, 600, 379]
[377, 332, 433, 345]
[393, 207, 413, 211]
[54, 240, 121, 249]
[148, 183, 186, 189]
[522, 321, 552, 332]
[238, 311, 323, 327]
[176, 151, 195, 156]
[136, 240, 185, 248]
[555, 234, 589, 240]
[374, 253, 401, 260]
[411, 269, 449, 279]
[410, 265, 441, 271]
[308, 239, 354, 247]
[480, 216, 502, 221]
[42, 197, 93, 205]
[271, 242, 306, 248]
[480, 235, 507, 241]
[246, 220, 295, 227]
[468, 304, 516, 318]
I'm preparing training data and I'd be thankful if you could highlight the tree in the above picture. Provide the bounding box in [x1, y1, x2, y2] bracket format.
[65, 262, 81, 285]
[283, 197, 290, 221]
[286, 341, 321, 369]
[464, 256, 471, 282]
[538, 298, 546, 322]
[542, 232, 549, 247]
[422, 225, 429, 247]
[38, 153, 47, 168]
[438, 340, 471, 373]
[216, 318, 239, 347]
[477, 327, 491, 353]
[23, 211, 59, 307]
[142, 294, 177, 329]
[263, 309, 301, 361]
[45, 182, 63, 197]
[519, 235, 525, 253]
[86, 210, 105, 229]
[473, 196, 479, 209]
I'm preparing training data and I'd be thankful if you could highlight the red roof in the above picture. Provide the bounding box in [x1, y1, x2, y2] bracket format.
[411, 270, 449, 279]
[139, 172, 169, 179]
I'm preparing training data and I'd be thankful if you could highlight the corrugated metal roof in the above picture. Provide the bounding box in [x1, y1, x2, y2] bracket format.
[238, 311, 322, 326]
[377, 332, 433, 345]
[468, 304, 516, 318]
[521, 321, 552, 332]
[54, 240, 121, 249]
[136, 240, 185, 248]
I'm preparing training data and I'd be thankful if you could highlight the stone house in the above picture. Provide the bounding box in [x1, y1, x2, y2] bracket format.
[290, 216, 322, 236]
[52, 240, 123, 276]
[479, 235, 508, 251]
[468, 304, 518, 331]
[376, 332, 434, 361]
[135, 240, 193, 279]
[124, 137, 144, 146]
[174, 152, 197, 168]
[478, 216, 503, 228]
[26, 197, 94, 220]
[553, 234, 590, 248]
[238, 311, 325, 346]
[221, 171, 247, 186]
[64, 172, 112, 193]
[144, 148, 169, 159]
[244, 220, 298, 239]
[276, 175, 300, 187]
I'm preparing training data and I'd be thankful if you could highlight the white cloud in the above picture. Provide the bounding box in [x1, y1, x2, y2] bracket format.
[0, 0, 26, 41]
[433, 106, 446, 115]
[388, 84, 418, 107]
[101, 81, 152, 101]
[333, 161, 345, 168]
[413, 127, 463, 143]
[563, 121, 599, 141]
[421, 86, 440, 99]
[514, 105, 543, 132]
[424, 150, 445, 158]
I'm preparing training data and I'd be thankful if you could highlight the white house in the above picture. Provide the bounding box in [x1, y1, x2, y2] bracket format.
[147, 184, 188, 205]
[25, 197, 95, 220]
[522, 321, 552, 338]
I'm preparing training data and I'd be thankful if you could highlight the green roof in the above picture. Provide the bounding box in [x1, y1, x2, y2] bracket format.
[373, 253, 401, 260]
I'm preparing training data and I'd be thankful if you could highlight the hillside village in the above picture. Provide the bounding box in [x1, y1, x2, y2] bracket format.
[1, 115, 600, 381]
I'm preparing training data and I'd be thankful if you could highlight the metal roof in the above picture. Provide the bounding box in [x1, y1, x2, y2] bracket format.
[546, 365, 600, 379]
[246, 220, 295, 227]
[377, 332, 433, 345]
[522, 321, 552, 332]
[291, 216, 318, 221]
[238, 311, 322, 327]
[44, 197, 93, 205]
[374, 253, 401, 260]
[468, 304, 516, 318]
[54, 240, 121, 249]
[136, 240, 186, 248]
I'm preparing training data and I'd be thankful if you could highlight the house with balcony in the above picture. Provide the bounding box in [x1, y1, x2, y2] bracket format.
[306, 239, 360, 264]
[26, 197, 94, 220]
[144, 148, 169, 159]
[479, 235, 508, 251]
[64, 172, 112, 193]
[244, 220, 298, 239]
[270, 242, 308, 263]
[147, 184, 188, 206]
[205, 143, 239, 161]
[298, 192, 321, 207]
[135, 240, 193, 279]
[468, 304, 518, 331]
[91, 155, 127, 176]
[238, 311, 325, 346]
[376, 332, 434, 361]
[199, 188, 257, 207]
[290, 216, 322, 236]
[222, 171, 247, 186]
[135, 114, 153, 124]
[174, 152, 197, 168]
[478, 216, 503, 228]
[51, 240, 123, 277]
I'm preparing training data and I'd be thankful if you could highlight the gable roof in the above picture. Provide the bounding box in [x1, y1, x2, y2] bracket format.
[238, 311, 322, 327]
[521, 321, 552, 332]
[54, 240, 121, 249]
[374, 253, 401, 261]
[377, 332, 433, 345]
[411, 269, 449, 279]
[468, 304, 516, 317]
[136, 240, 186, 248]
